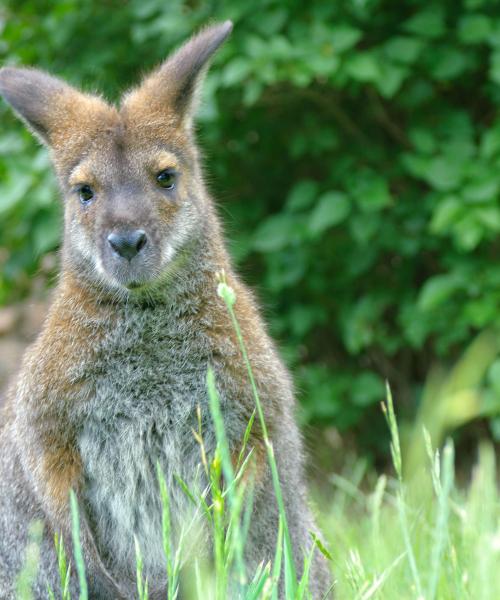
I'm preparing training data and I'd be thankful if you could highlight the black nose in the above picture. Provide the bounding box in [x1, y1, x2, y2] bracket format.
[107, 230, 147, 261]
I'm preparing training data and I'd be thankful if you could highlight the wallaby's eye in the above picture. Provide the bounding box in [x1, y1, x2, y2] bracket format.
[78, 184, 94, 205]
[156, 169, 176, 190]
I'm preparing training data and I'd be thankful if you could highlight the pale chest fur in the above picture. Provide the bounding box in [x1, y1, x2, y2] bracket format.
[76, 302, 219, 577]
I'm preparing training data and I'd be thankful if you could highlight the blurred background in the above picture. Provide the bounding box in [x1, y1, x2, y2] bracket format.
[1, 0, 500, 474]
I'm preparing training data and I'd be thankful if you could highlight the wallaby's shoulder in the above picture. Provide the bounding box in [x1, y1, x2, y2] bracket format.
[16, 278, 111, 392]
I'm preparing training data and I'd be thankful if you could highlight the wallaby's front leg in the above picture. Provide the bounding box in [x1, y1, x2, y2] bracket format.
[16, 419, 126, 599]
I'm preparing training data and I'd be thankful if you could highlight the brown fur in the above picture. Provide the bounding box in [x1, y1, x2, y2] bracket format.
[42, 442, 82, 511]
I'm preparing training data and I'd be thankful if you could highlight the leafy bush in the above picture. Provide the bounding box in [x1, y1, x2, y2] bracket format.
[2, 0, 500, 452]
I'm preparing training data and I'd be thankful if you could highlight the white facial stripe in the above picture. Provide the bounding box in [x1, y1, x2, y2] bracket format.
[72, 222, 93, 260]
[94, 253, 106, 276]
[162, 242, 174, 263]
[164, 204, 198, 258]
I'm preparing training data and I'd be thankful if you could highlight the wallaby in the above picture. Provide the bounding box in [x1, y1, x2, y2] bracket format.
[0, 22, 331, 599]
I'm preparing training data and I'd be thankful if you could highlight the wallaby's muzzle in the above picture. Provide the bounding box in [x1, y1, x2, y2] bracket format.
[107, 229, 148, 261]
[98, 222, 164, 290]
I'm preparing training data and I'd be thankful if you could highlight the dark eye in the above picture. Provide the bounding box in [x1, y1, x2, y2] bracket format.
[156, 169, 176, 190]
[79, 184, 94, 205]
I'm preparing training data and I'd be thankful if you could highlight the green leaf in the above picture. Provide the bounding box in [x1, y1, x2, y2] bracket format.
[480, 122, 500, 157]
[222, 57, 252, 86]
[289, 304, 322, 337]
[490, 417, 500, 441]
[376, 63, 408, 98]
[454, 218, 484, 250]
[383, 36, 424, 64]
[487, 358, 500, 394]
[418, 274, 463, 311]
[489, 49, 500, 84]
[429, 47, 469, 80]
[242, 80, 263, 105]
[0, 173, 33, 215]
[462, 177, 500, 203]
[32, 211, 60, 255]
[475, 206, 500, 231]
[408, 128, 437, 154]
[352, 173, 392, 212]
[430, 195, 463, 233]
[342, 296, 387, 354]
[253, 214, 302, 252]
[404, 7, 446, 38]
[307, 53, 340, 77]
[308, 191, 350, 235]
[349, 213, 380, 243]
[331, 24, 362, 53]
[458, 14, 492, 44]
[344, 52, 380, 82]
[401, 153, 431, 178]
[286, 180, 318, 211]
[351, 371, 385, 407]
[254, 8, 288, 35]
[424, 156, 464, 191]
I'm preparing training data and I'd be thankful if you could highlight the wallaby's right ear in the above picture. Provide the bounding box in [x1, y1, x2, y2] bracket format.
[0, 67, 101, 146]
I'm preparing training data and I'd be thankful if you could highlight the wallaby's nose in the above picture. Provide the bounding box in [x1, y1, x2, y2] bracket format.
[107, 230, 147, 261]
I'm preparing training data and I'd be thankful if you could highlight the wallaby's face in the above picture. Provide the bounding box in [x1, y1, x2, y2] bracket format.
[0, 22, 232, 291]
[58, 107, 204, 291]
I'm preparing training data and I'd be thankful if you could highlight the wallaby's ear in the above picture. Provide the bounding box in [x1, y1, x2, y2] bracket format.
[0, 67, 71, 143]
[123, 21, 233, 126]
[0, 67, 107, 146]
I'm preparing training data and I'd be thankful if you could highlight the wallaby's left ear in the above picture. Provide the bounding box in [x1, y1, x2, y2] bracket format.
[0, 66, 110, 147]
[123, 21, 233, 126]
[0, 67, 73, 143]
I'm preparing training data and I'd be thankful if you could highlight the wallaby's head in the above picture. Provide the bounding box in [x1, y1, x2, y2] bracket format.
[0, 21, 232, 292]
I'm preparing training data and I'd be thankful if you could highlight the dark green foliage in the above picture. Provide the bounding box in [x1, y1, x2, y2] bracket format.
[2, 0, 500, 452]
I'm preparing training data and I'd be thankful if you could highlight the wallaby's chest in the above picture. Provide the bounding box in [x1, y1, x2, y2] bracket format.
[79, 305, 212, 410]
[77, 308, 215, 575]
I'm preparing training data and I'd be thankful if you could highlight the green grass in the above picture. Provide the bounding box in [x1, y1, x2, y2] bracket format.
[14, 278, 500, 599]
[322, 440, 499, 599]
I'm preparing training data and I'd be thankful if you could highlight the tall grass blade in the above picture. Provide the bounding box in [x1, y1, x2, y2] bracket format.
[271, 516, 284, 600]
[382, 383, 402, 481]
[244, 562, 271, 600]
[54, 533, 71, 600]
[157, 463, 178, 599]
[15, 520, 44, 600]
[134, 536, 148, 600]
[207, 366, 246, 587]
[216, 274, 298, 591]
[356, 552, 406, 600]
[427, 439, 454, 600]
[296, 544, 315, 599]
[370, 474, 387, 545]
[69, 491, 87, 600]
[382, 385, 423, 598]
